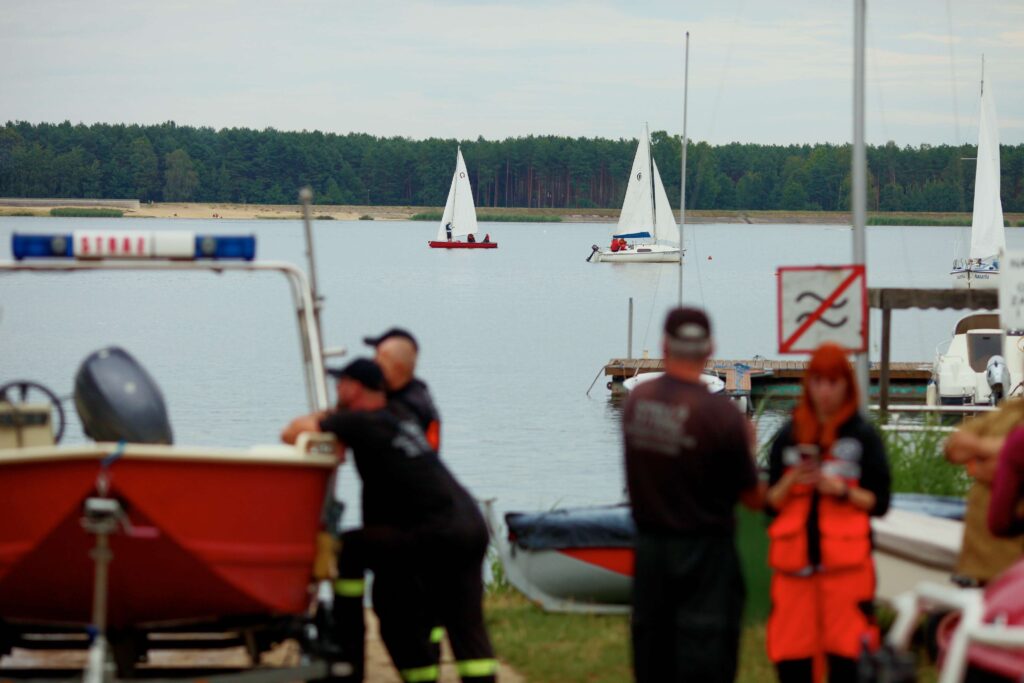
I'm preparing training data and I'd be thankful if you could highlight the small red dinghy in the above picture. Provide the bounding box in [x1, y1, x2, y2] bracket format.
[431, 146, 496, 249]
[428, 240, 497, 249]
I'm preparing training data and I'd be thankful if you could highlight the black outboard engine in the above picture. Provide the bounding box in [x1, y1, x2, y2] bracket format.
[74, 347, 173, 444]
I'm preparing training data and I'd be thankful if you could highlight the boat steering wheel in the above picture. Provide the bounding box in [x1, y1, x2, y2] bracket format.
[0, 380, 67, 444]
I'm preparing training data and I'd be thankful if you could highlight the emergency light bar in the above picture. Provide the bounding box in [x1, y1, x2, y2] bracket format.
[12, 231, 256, 261]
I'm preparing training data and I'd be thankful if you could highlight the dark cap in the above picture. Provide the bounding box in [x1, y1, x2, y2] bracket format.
[663, 307, 712, 356]
[362, 327, 418, 351]
[326, 358, 386, 391]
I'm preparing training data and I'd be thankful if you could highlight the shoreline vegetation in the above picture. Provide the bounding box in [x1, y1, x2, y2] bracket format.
[1, 200, 1022, 226]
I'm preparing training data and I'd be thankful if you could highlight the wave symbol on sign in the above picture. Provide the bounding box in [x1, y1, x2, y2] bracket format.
[795, 291, 849, 328]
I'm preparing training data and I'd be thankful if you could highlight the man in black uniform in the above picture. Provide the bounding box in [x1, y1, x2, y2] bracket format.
[281, 359, 496, 683]
[623, 308, 764, 683]
[363, 328, 441, 450]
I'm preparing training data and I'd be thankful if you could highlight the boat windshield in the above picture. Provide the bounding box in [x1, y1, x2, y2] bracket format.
[967, 331, 1004, 373]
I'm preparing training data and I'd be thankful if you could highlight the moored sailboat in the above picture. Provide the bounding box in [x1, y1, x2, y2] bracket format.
[951, 60, 1005, 289]
[588, 124, 679, 263]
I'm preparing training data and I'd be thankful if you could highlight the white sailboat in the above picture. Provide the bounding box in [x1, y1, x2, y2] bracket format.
[951, 62, 1004, 288]
[588, 124, 680, 263]
[428, 146, 496, 249]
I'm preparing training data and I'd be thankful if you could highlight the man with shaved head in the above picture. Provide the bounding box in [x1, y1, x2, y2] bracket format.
[364, 328, 441, 451]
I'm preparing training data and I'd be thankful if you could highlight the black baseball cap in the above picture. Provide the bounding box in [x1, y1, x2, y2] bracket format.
[663, 307, 712, 356]
[362, 327, 418, 351]
[326, 358, 386, 391]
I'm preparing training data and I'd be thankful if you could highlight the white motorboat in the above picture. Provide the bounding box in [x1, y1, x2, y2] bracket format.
[588, 124, 680, 264]
[951, 60, 1005, 289]
[929, 313, 1023, 406]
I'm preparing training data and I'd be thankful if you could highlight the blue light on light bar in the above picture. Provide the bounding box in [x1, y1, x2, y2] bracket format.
[194, 235, 256, 260]
[612, 231, 652, 240]
[10, 232, 256, 261]
[12, 233, 73, 259]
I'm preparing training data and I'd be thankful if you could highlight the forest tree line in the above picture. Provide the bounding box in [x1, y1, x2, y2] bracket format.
[2, 120, 1023, 212]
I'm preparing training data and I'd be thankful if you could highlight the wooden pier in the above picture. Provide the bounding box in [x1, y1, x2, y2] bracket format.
[604, 358, 932, 400]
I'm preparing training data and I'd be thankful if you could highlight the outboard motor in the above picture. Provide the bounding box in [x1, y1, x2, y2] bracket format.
[586, 244, 600, 262]
[986, 355, 1011, 405]
[74, 347, 173, 444]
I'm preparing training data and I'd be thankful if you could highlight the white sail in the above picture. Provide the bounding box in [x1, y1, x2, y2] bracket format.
[969, 75, 1004, 261]
[437, 147, 479, 241]
[615, 129, 656, 238]
[652, 159, 678, 245]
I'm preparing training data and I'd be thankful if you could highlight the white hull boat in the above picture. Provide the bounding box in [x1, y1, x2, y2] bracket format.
[929, 313, 1023, 406]
[588, 124, 680, 265]
[950, 62, 1004, 289]
[622, 371, 726, 394]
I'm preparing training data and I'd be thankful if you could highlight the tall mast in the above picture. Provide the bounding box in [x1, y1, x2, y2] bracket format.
[852, 0, 869, 411]
[646, 122, 656, 232]
[452, 145, 460, 231]
[679, 32, 690, 306]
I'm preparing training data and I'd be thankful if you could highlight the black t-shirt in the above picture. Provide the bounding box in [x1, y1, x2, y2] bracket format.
[767, 414, 891, 565]
[623, 374, 758, 535]
[389, 378, 440, 434]
[319, 406, 479, 538]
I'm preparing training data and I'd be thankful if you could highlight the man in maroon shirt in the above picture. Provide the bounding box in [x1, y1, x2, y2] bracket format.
[623, 307, 764, 683]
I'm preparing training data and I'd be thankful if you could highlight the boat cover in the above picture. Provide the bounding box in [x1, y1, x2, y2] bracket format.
[505, 505, 635, 551]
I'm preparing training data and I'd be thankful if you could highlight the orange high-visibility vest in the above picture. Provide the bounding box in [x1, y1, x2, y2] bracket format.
[768, 460, 871, 574]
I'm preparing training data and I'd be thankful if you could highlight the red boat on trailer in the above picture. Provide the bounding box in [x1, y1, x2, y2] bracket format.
[0, 230, 343, 679]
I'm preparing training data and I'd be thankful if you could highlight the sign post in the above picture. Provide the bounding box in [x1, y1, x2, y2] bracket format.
[777, 265, 868, 354]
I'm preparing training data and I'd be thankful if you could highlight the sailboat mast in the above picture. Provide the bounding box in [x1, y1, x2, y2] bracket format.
[679, 32, 689, 306]
[646, 123, 656, 232]
[452, 145, 460, 231]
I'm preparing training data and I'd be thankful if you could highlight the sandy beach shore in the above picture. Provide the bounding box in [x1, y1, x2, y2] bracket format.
[1, 200, 1020, 226]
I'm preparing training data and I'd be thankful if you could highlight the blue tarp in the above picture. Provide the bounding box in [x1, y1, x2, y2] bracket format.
[504, 494, 966, 551]
[612, 231, 651, 239]
[506, 505, 635, 550]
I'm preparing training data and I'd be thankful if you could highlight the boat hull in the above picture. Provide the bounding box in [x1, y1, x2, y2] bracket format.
[428, 241, 496, 249]
[0, 445, 335, 628]
[488, 496, 962, 613]
[592, 244, 679, 263]
[951, 267, 1000, 289]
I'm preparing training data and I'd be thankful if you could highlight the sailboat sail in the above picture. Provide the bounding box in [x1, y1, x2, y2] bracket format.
[614, 130, 678, 243]
[969, 76, 1004, 261]
[652, 160, 677, 244]
[615, 134, 655, 239]
[437, 148, 478, 241]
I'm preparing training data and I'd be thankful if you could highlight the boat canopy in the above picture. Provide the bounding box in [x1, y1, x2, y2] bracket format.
[505, 506, 635, 551]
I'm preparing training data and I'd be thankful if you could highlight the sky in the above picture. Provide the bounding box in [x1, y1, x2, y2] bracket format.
[1, 0, 1022, 146]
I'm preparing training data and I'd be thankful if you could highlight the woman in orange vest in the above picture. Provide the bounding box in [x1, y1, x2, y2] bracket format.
[764, 343, 891, 683]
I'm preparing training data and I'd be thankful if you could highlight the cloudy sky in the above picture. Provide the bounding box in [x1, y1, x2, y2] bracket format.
[1, 0, 1022, 145]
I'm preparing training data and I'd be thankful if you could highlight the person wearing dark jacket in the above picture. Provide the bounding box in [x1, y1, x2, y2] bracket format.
[282, 359, 495, 683]
[364, 328, 441, 450]
[624, 307, 763, 683]
[764, 343, 891, 683]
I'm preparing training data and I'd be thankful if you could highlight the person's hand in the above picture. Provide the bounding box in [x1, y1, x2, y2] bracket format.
[945, 429, 981, 464]
[817, 474, 848, 499]
[767, 461, 819, 508]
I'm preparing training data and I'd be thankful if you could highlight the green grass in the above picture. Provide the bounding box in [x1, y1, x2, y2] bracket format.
[866, 215, 1014, 227]
[49, 207, 123, 218]
[0, 210, 40, 216]
[358, 215, 373, 220]
[410, 211, 561, 222]
[881, 423, 971, 496]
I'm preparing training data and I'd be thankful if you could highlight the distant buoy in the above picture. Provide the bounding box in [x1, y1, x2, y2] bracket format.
[707, 255, 712, 260]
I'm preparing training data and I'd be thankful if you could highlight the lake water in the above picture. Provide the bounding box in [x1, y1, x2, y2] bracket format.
[0, 218, 1009, 519]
